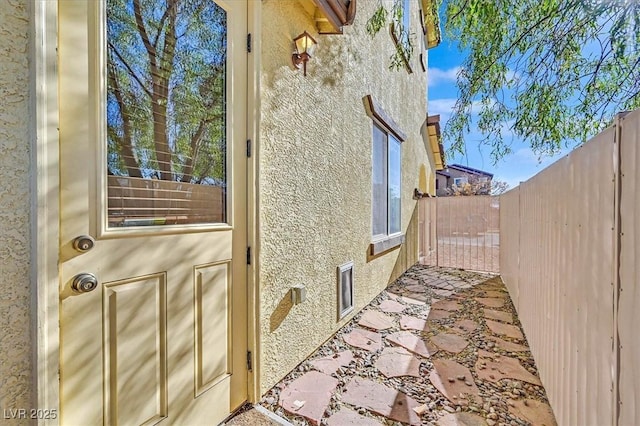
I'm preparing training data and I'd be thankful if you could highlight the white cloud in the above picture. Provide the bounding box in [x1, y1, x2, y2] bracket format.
[428, 98, 457, 117]
[428, 98, 490, 119]
[511, 147, 568, 167]
[428, 66, 461, 87]
[505, 70, 520, 83]
[428, 66, 520, 87]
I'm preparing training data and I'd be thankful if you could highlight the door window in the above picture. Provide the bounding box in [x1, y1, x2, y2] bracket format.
[106, 0, 228, 227]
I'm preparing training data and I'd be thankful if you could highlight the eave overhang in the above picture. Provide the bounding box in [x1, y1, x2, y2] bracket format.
[421, 0, 442, 49]
[426, 115, 445, 170]
[311, 0, 356, 34]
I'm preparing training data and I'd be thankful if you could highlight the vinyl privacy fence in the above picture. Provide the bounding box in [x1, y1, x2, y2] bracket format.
[500, 110, 640, 426]
[419, 195, 499, 274]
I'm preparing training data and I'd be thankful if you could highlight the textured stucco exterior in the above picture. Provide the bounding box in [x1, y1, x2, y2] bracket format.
[258, 0, 431, 393]
[0, 0, 34, 415]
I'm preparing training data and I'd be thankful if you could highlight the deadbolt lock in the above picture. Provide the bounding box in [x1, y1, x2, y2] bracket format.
[72, 235, 95, 252]
[71, 273, 98, 294]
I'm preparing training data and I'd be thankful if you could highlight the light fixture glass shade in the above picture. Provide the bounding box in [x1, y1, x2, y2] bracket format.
[294, 31, 317, 56]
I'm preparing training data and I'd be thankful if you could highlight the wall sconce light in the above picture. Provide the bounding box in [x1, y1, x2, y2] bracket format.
[292, 31, 317, 76]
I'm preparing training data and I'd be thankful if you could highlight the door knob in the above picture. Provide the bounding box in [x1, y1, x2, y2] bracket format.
[71, 273, 98, 293]
[73, 235, 95, 252]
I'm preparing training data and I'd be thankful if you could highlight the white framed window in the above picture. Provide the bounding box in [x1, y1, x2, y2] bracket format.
[364, 95, 406, 255]
[337, 262, 354, 320]
[372, 124, 402, 238]
[453, 177, 468, 186]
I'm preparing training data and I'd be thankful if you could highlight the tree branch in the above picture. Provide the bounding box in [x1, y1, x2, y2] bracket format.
[108, 41, 153, 98]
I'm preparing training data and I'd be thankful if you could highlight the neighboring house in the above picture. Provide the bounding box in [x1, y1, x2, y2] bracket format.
[0, 0, 441, 423]
[436, 164, 494, 196]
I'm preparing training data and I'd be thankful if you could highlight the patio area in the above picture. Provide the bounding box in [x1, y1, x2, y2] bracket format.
[226, 265, 556, 426]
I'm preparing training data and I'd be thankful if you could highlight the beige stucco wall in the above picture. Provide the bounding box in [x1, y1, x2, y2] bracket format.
[258, 0, 431, 393]
[0, 0, 34, 415]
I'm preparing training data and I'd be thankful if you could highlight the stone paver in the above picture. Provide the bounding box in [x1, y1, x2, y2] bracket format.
[259, 266, 555, 426]
[400, 315, 430, 332]
[431, 333, 469, 354]
[483, 308, 513, 323]
[432, 300, 461, 312]
[405, 284, 425, 293]
[401, 295, 426, 305]
[378, 299, 406, 313]
[433, 288, 454, 297]
[386, 292, 400, 300]
[278, 371, 338, 425]
[309, 350, 353, 375]
[358, 310, 394, 330]
[387, 331, 438, 358]
[479, 290, 508, 298]
[508, 399, 557, 426]
[450, 319, 479, 334]
[343, 328, 382, 351]
[488, 336, 529, 352]
[476, 353, 542, 385]
[475, 297, 505, 308]
[326, 408, 382, 426]
[436, 412, 488, 426]
[427, 309, 451, 320]
[429, 359, 481, 404]
[342, 377, 422, 425]
[485, 319, 525, 340]
[375, 347, 421, 378]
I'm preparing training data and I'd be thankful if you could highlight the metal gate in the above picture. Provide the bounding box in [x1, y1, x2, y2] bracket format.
[419, 195, 499, 273]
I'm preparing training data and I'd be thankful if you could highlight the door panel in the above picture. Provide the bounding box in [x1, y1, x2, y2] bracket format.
[103, 274, 168, 426]
[58, 1, 247, 424]
[194, 262, 231, 397]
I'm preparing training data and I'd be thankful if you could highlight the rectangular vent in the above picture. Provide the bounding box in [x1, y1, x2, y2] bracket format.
[337, 261, 354, 320]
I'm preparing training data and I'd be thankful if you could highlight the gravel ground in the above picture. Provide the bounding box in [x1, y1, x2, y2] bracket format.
[258, 265, 556, 426]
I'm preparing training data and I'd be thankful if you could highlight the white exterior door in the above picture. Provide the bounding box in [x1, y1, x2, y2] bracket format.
[58, 0, 247, 424]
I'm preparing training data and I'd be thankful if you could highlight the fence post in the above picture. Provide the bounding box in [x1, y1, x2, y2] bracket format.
[612, 113, 624, 426]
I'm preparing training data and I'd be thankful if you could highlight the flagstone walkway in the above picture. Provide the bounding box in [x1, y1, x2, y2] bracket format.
[257, 265, 557, 426]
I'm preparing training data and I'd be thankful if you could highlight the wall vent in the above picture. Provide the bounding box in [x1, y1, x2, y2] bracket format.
[337, 261, 354, 320]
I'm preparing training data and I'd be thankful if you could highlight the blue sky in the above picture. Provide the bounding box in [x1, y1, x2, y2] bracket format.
[427, 40, 570, 189]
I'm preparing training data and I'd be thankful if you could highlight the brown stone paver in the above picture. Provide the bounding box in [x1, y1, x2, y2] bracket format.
[508, 399, 557, 426]
[343, 328, 382, 351]
[375, 347, 421, 378]
[431, 333, 469, 354]
[488, 335, 529, 352]
[436, 412, 488, 426]
[450, 319, 479, 334]
[309, 350, 353, 375]
[485, 319, 525, 340]
[432, 300, 462, 311]
[479, 290, 508, 298]
[400, 314, 430, 332]
[326, 408, 383, 425]
[476, 353, 542, 385]
[483, 308, 514, 323]
[278, 371, 338, 425]
[387, 330, 438, 358]
[259, 266, 556, 426]
[475, 297, 506, 308]
[358, 310, 394, 330]
[427, 309, 451, 320]
[378, 299, 406, 313]
[429, 359, 481, 404]
[405, 283, 425, 293]
[342, 377, 421, 425]
[433, 288, 454, 297]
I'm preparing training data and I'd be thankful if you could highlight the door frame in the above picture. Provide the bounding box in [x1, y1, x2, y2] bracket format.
[32, 0, 261, 419]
